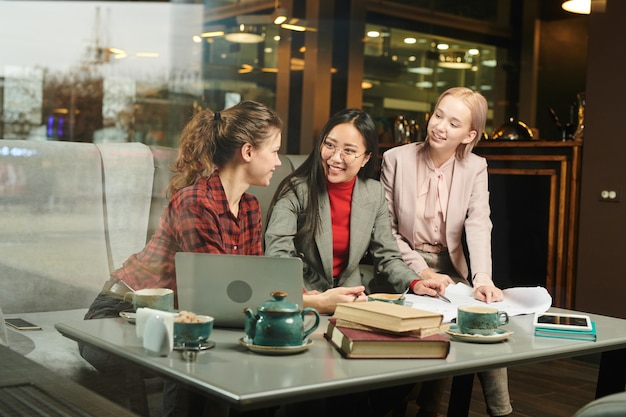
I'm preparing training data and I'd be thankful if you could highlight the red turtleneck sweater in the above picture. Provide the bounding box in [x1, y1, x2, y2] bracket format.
[327, 177, 356, 279]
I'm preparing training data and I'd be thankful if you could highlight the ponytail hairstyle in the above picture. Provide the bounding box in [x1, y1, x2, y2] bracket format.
[168, 100, 282, 195]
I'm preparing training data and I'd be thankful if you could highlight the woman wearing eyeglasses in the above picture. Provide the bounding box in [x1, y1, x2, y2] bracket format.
[264, 109, 449, 316]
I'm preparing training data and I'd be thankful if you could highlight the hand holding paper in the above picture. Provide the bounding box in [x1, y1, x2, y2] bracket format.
[405, 283, 552, 323]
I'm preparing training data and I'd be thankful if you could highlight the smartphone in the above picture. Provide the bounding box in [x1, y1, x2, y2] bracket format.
[5, 318, 42, 331]
[533, 312, 592, 331]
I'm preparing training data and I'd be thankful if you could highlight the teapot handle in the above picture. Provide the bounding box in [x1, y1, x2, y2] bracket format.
[300, 308, 320, 340]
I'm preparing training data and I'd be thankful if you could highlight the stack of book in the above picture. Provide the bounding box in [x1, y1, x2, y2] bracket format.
[324, 301, 450, 359]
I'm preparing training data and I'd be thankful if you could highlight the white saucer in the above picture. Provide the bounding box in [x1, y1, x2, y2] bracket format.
[238, 337, 313, 355]
[446, 325, 513, 344]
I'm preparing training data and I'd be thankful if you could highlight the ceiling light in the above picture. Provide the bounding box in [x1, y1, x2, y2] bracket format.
[281, 22, 307, 32]
[438, 50, 472, 69]
[562, 0, 591, 14]
[201, 30, 225, 38]
[272, 8, 288, 25]
[437, 43, 449, 50]
[224, 24, 265, 44]
[107, 47, 127, 60]
[238, 64, 254, 74]
[404, 37, 416, 44]
[407, 67, 434, 75]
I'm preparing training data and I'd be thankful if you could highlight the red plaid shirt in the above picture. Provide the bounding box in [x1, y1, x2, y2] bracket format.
[112, 171, 262, 291]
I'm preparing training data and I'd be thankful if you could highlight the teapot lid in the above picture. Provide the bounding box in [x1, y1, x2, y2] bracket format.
[258, 291, 298, 312]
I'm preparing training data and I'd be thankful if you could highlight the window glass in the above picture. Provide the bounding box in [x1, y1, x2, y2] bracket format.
[362, 25, 499, 143]
[0, 1, 278, 147]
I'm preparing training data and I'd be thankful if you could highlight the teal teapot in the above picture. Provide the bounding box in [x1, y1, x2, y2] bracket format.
[243, 291, 320, 347]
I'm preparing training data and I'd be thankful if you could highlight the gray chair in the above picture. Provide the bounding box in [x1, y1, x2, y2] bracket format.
[0, 307, 7, 346]
[574, 392, 626, 417]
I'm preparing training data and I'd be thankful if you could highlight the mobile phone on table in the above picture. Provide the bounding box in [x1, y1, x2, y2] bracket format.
[533, 312, 592, 331]
[5, 318, 42, 331]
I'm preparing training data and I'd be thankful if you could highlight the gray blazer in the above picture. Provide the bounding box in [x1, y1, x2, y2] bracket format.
[264, 177, 418, 293]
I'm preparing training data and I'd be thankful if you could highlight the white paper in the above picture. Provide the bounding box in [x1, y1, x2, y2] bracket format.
[404, 283, 553, 323]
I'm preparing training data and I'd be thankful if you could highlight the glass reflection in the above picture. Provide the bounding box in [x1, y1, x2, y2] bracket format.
[1, 1, 503, 148]
[0, 1, 279, 147]
[362, 24, 498, 143]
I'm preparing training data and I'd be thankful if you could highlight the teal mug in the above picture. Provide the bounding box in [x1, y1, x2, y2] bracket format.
[457, 305, 509, 336]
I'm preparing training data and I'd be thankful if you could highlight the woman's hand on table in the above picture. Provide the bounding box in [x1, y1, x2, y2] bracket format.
[412, 269, 454, 297]
[303, 286, 366, 315]
[472, 285, 504, 303]
[411, 276, 451, 297]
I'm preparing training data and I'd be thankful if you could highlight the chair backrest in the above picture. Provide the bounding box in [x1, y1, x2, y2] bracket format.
[97, 142, 155, 271]
[574, 392, 626, 417]
[0, 307, 8, 346]
[0, 140, 110, 313]
[147, 145, 178, 241]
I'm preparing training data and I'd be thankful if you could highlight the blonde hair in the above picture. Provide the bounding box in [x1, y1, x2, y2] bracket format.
[432, 87, 488, 159]
[168, 100, 282, 195]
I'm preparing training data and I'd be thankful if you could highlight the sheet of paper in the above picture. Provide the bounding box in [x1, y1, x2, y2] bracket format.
[404, 283, 553, 323]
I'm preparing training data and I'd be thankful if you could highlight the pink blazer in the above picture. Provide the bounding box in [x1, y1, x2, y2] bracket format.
[380, 142, 493, 283]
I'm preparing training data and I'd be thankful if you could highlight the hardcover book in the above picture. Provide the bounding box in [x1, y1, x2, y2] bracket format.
[333, 319, 450, 339]
[534, 321, 597, 341]
[333, 301, 443, 333]
[324, 318, 450, 359]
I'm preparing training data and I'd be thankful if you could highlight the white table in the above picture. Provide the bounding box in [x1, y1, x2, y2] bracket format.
[55, 308, 626, 416]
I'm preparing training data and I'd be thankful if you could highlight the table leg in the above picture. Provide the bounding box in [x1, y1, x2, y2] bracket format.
[125, 368, 150, 416]
[595, 348, 626, 398]
[447, 373, 474, 417]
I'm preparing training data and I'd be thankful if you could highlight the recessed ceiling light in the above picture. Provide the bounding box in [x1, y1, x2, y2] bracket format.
[408, 67, 434, 75]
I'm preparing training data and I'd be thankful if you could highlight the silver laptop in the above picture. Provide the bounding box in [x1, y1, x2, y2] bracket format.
[175, 253, 304, 328]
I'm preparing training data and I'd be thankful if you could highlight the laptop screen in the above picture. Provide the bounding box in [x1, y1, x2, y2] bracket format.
[175, 253, 304, 328]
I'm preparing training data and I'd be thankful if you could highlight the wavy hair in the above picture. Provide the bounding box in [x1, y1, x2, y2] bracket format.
[168, 100, 282, 195]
